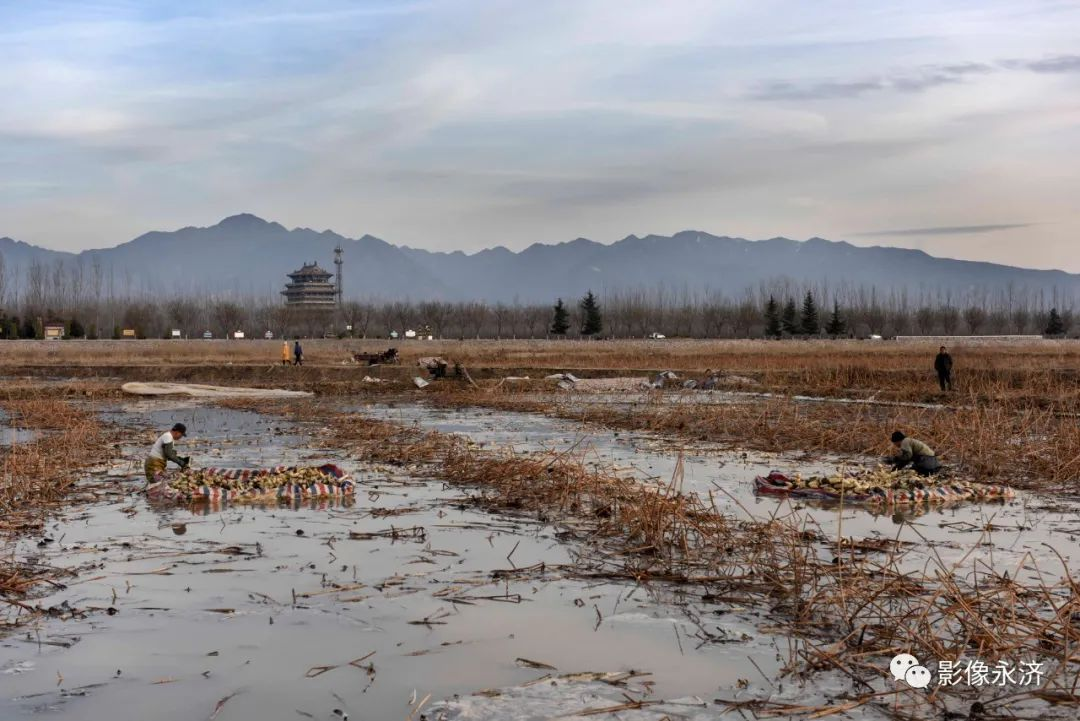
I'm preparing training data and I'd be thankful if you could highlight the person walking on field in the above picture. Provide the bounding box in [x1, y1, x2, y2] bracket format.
[887, 431, 941, 476]
[293, 340, 304, 366]
[145, 423, 190, 482]
[934, 345, 953, 391]
[281, 340, 290, 366]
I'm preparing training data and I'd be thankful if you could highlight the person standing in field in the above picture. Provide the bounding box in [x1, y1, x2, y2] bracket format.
[145, 423, 190, 482]
[887, 431, 941, 476]
[934, 346, 953, 391]
[281, 339, 290, 366]
[293, 340, 304, 366]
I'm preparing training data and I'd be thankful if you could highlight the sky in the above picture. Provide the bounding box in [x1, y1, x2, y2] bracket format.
[2, 0, 1079, 270]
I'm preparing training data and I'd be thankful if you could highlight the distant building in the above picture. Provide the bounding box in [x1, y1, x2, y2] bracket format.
[282, 262, 337, 308]
[44, 323, 65, 340]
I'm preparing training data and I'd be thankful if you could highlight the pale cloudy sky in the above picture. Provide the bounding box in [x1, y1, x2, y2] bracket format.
[2, 1, 1079, 270]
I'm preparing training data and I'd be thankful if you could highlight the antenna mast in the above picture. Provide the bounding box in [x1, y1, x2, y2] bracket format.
[333, 244, 343, 307]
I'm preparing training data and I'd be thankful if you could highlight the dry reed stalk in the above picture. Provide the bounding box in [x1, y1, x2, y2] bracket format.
[0, 397, 115, 532]
[444, 389, 1080, 494]
[239, 398, 1079, 717]
[0, 396, 121, 621]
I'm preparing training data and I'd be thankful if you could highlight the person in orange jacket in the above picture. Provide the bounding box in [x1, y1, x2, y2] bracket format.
[281, 339, 290, 366]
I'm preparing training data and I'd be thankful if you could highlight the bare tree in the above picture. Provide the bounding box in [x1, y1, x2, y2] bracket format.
[962, 305, 987, 335]
[166, 298, 201, 338]
[417, 300, 449, 339]
[491, 302, 511, 339]
[212, 300, 246, 337]
[341, 301, 374, 338]
[461, 302, 488, 339]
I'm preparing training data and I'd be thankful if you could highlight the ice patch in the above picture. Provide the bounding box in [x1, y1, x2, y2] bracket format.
[2, 661, 34, 675]
[429, 679, 716, 720]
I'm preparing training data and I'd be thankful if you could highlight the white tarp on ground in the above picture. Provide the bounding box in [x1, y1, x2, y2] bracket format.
[120, 382, 313, 398]
[428, 678, 716, 720]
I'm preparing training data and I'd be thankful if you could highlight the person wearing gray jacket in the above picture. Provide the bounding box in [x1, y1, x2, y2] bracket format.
[887, 431, 941, 476]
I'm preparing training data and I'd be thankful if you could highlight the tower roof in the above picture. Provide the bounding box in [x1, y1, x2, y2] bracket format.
[291, 262, 330, 274]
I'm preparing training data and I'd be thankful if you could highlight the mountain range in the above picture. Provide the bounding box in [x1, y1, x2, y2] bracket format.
[1, 213, 1077, 303]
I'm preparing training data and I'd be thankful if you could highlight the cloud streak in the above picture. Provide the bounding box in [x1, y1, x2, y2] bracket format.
[751, 56, 1078, 101]
[857, 224, 1035, 237]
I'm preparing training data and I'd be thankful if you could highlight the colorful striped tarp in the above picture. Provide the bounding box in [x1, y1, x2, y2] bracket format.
[753, 471, 1014, 507]
[146, 463, 354, 504]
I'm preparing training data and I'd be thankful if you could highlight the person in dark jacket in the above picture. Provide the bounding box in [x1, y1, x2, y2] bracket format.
[293, 340, 304, 366]
[887, 431, 942, 476]
[934, 346, 952, 391]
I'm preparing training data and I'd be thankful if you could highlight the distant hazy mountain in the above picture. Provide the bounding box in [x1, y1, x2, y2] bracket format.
[2, 214, 1078, 303]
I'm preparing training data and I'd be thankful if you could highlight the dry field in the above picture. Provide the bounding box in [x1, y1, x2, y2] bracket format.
[2, 338, 1077, 491]
[3, 337, 1079, 405]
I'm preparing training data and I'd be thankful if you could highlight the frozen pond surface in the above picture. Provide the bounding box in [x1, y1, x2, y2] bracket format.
[0, 401, 810, 721]
[0, 408, 43, 446]
[361, 401, 1080, 583]
[2, 398, 1076, 720]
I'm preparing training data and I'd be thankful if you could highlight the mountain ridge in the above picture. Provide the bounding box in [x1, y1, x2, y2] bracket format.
[1, 214, 1077, 303]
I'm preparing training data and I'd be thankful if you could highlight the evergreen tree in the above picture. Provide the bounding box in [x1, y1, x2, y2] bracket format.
[579, 291, 603, 336]
[763, 296, 781, 338]
[550, 298, 570, 336]
[800, 291, 820, 336]
[7, 317, 20, 340]
[1045, 307, 1066, 336]
[69, 318, 86, 339]
[780, 298, 798, 336]
[825, 301, 846, 337]
[19, 318, 36, 339]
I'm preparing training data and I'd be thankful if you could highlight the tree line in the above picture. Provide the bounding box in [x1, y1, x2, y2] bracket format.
[0, 284, 1074, 340]
[0, 252, 1076, 339]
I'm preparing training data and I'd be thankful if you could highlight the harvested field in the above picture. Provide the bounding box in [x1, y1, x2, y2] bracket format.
[5, 337, 1080, 408]
[0, 340, 1077, 720]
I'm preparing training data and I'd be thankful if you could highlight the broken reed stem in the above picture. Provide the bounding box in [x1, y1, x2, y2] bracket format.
[0, 396, 119, 619]
[438, 389, 1080, 494]
[242, 397, 1080, 716]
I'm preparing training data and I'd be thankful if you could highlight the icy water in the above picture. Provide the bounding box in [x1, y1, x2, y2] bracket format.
[0, 408, 43, 446]
[361, 401, 1080, 584]
[2, 398, 1076, 721]
[0, 402, 807, 721]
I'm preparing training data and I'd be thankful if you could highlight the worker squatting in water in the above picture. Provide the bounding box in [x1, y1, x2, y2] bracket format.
[144, 423, 192, 482]
[887, 430, 942, 476]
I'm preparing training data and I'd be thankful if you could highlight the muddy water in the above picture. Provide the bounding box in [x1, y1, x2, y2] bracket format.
[4, 399, 1076, 720]
[0, 402, 817, 721]
[361, 401, 1080, 583]
[0, 408, 43, 446]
